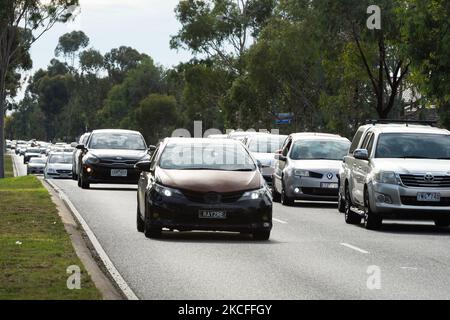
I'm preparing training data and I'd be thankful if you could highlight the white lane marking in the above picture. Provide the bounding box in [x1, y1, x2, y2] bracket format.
[340, 242, 369, 254]
[273, 218, 288, 224]
[400, 267, 418, 270]
[46, 179, 139, 300]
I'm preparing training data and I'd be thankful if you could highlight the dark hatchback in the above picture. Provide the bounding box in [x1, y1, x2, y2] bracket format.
[135, 138, 273, 240]
[77, 129, 150, 189]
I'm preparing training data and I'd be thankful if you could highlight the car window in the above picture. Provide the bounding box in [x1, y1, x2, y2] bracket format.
[375, 133, 450, 159]
[290, 139, 350, 160]
[159, 141, 256, 171]
[88, 132, 146, 150]
[349, 128, 365, 154]
[366, 134, 375, 156]
[49, 154, 72, 164]
[248, 135, 288, 153]
[282, 139, 292, 156]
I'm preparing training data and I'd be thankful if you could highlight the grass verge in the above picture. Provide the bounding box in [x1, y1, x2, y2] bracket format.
[0, 175, 102, 299]
[4, 154, 13, 178]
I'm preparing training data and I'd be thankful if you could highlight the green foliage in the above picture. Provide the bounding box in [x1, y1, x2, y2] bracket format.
[136, 94, 180, 144]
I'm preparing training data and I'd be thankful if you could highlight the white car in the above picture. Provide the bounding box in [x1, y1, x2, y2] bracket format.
[44, 152, 73, 179]
[339, 121, 450, 229]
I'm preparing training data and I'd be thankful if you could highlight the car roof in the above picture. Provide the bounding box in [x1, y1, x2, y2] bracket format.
[368, 124, 450, 135]
[90, 129, 142, 135]
[165, 137, 241, 145]
[290, 132, 349, 141]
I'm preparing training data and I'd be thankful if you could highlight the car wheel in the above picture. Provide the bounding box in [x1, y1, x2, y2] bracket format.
[281, 181, 294, 206]
[72, 172, 77, 181]
[80, 174, 90, 189]
[272, 179, 281, 203]
[338, 193, 346, 213]
[77, 175, 81, 187]
[434, 219, 450, 228]
[136, 202, 145, 233]
[344, 185, 361, 224]
[363, 189, 382, 230]
[253, 230, 270, 241]
[144, 205, 162, 239]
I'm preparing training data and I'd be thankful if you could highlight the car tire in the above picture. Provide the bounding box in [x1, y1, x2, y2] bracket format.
[144, 205, 162, 239]
[77, 175, 81, 187]
[338, 193, 346, 213]
[72, 172, 77, 181]
[272, 180, 281, 203]
[80, 174, 90, 189]
[253, 230, 270, 241]
[136, 203, 145, 233]
[344, 185, 361, 224]
[281, 180, 294, 206]
[434, 219, 450, 228]
[363, 189, 382, 230]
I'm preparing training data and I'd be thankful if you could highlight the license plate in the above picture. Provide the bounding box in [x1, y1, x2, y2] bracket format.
[417, 192, 440, 202]
[111, 169, 127, 177]
[198, 210, 227, 219]
[321, 182, 338, 189]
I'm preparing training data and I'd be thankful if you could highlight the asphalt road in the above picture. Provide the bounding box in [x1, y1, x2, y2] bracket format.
[12, 154, 450, 299]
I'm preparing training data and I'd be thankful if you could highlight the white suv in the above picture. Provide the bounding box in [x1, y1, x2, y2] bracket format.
[339, 121, 450, 229]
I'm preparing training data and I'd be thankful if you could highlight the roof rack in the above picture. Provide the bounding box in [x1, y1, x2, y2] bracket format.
[365, 119, 437, 127]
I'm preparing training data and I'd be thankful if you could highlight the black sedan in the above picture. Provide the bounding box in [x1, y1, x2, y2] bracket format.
[135, 138, 273, 240]
[77, 129, 151, 189]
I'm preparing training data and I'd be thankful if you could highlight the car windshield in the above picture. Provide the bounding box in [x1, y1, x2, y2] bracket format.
[248, 135, 287, 153]
[375, 133, 450, 159]
[159, 141, 256, 171]
[49, 154, 72, 164]
[88, 132, 146, 150]
[290, 139, 350, 160]
[30, 158, 46, 164]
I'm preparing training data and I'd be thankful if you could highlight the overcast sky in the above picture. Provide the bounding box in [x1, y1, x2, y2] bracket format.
[30, 0, 192, 72]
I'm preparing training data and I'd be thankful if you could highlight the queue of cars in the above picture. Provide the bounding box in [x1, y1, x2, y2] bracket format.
[7, 119, 450, 239]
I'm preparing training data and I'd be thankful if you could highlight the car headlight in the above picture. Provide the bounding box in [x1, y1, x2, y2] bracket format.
[374, 171, 399, 185]
[154, 184, 180, 197]
[294, 169, 310, 177]
[85, 154, 100, 164]
[243, 187, 269, 200]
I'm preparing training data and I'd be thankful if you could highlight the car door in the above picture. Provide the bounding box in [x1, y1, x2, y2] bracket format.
[352, 132, 373, 205]
[138, 145, 159, 215]
[274, 138, 292, 191]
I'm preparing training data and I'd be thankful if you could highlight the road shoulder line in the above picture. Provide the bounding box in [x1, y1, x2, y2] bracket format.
[45, 179, 139, 300]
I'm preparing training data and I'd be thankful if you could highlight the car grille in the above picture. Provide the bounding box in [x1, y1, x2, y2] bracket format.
[301, 187, 338, 196]
[181, 190, 245, 204]
[401, 196, 450, 207]
[99, 159, 137, 165]
[309, 171, 323, 179]
[399, 174, 450, 188]
[56, 170, 72, 174]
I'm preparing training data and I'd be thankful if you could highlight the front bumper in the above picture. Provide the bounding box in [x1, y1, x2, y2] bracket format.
[369, 182, 450, 219]
[284, 174, 339, 201]
[83, 163, 140, 184]
[147, 191, 273, 232]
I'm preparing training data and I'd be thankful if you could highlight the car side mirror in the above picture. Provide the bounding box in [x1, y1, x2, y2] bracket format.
[135, 160, 151, 172]
[353, 149, 369, 161]
[147, 145, 157, 154]
[76, 144, 86, 150]
[274, 154, 287, 161]
[256, 160, 263, 170]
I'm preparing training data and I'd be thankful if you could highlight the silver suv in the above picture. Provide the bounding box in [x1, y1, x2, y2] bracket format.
[339, 121, 450, 229]
[273, 133, 350, 205]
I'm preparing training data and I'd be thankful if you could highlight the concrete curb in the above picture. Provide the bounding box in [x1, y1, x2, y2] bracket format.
[46, 179, 139, 300]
